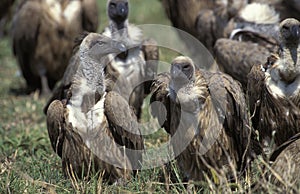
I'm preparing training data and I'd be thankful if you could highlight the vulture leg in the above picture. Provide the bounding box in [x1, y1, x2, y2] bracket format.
[37, 63, 51, 96]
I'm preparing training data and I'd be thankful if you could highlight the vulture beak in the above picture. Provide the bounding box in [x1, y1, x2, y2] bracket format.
[115, 42, 127, 53]
[171, 63, 187, 81]
[117, 2, 128, 18]
[291, 25, 300, 40]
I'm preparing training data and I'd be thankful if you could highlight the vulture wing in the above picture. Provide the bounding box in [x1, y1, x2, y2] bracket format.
[246, 63, 265, 135]
[214, 38, 272, 89]
[150, 72, 171, 134]
[104, 91, 144, 170]
[142, 38, 159, 96]
[268, 133, 300, 187]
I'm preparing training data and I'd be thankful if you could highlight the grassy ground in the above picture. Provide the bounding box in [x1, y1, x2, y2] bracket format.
[1, 0, 300, 193]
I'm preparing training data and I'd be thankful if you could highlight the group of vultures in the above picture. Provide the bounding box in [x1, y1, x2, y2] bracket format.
[2, 0, 300, 191]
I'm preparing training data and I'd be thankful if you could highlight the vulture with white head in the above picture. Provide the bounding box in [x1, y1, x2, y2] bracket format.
[150, 56, 261, 182]
[46, 33, 144, 182]
[103, 0, 159, 119]
[247, 18, 300, 150]
[12, 0, 99, 95]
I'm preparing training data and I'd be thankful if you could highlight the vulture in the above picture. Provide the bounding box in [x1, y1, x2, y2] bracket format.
[247, 18, 300, 150]
[214, 3, 280, 89]
[267, 133, 300, 190]
[102, 0, 159, 119]
[12, 0, 99, 95]
[46, 33, 144, 183]
[150, 56, 260, 183]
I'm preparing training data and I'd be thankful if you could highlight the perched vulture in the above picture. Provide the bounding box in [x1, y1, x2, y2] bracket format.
[214, 3, 280, 89]
[150, 56, 260, 183]
[103, 0, 159, 119]
[247, 18, 300, 149]
[12, 0, 99, 95]
[46, 33, 144, 182]
[268, 133, 300, 189]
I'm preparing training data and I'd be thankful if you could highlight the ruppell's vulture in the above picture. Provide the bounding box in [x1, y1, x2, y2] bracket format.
[12, 0, 99, 95]
[46, 33, 144, 182]
[103, 0, 159, 119]
[267, 133, 300, 190]
[214, 3, 280, 89]
[150, 56, 260, 183]
[247, 18, 300, 150]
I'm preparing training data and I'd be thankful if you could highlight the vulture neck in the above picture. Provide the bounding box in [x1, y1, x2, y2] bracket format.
[109, 19, 129, 37]
[78, 50, 106, 95]
[277, 42, 300, 83]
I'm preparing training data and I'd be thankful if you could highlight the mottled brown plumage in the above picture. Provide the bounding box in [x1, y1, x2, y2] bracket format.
[103, 0, 158, 119]
[151, 56, 259, 182]
[214, 38, 276, 89]
[46, 33, 143, 182]
[12, 0, 99, 95]
[267, 133, 300, 189]
[213, 3, 280, 89]
[247, 18, 300, 149]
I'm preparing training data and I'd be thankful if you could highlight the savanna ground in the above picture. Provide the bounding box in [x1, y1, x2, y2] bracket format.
[0, 0, 299, 193]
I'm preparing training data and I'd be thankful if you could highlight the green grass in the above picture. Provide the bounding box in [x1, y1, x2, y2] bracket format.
[1, 0, 300, 193]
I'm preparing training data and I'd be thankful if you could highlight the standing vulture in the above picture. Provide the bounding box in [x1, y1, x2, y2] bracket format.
[267, 133, 300, 190]
[12, 0, 99, 95]
[214, 3, 280, 89]
[46, 33, 144, 182]
[247, 18, 300, 150]
[150, 56, 260, 183]
[103, 0, 159, 119]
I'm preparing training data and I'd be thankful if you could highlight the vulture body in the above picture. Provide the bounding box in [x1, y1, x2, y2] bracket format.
[150, 56, 259, 182]
[12, 0, 99, 95]
[268, 133, 300, 189]
[247, 18, 300, 149]
[46, 33, 144, 182]
[214, 3, 280, 89]
[102, 0, 159, 119]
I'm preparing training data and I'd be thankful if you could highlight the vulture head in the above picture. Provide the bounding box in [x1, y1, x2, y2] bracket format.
[78, 33, 126, 94]
[269, 18, 300, 83]
[279, 18, 300, 45]
[107, 0, 129, 29]
[170, 56, 196, 89]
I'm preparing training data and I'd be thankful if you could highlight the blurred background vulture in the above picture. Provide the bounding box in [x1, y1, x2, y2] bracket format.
[46, 33, 144, 182]
[247, 18, 300, 152]
[12, 0, 99, 95]
[150, 56, 260, 183]
[103, 0, 159, 119]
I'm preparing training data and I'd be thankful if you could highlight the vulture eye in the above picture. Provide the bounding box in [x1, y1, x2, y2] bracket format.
[183, 64, 190, 70]
[110, 2, 116, 8]
[98, 41, 104, 46]
[282, 25, 289, 30]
